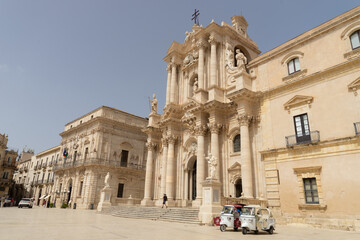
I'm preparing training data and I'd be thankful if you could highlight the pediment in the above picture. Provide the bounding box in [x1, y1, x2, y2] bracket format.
[166, 41, 183, 55]
[348, 77, 360, 93]
[284, 95, 313, 110]
[228, 162, 241, 172]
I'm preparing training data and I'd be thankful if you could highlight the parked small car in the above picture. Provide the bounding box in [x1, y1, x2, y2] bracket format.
[3, 197, 14, 207]
[18, 198, 33, 208]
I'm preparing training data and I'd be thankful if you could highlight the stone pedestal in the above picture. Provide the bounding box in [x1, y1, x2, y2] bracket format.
[194, 89, 208, 103]
[97, 186, 112, 212]
[148, 112, 161, 127]
[199, 178, 223, 224]
[234, 70, 252, 91]
[208, 86, 223, 102]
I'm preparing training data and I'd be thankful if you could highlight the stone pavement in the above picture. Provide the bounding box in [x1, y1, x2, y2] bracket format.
[0, 207, 359, 240]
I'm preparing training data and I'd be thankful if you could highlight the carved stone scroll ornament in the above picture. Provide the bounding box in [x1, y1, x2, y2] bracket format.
[237, 114, 253, 126]
[146, 140, 157, 150]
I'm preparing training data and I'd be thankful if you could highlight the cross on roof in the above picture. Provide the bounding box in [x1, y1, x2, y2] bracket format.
[192, 9, 200, 25]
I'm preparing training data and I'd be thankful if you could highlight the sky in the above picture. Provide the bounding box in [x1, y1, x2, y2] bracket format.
[1, 0, 359, 154]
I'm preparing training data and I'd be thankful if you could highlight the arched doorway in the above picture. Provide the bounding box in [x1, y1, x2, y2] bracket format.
[235, 178, 242, 198]
[191, 160, 197, 200]
[67, 179, 72, 204]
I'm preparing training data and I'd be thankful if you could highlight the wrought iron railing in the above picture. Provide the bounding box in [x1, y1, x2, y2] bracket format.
[52, 158, 146, 171]
[354, 122, 360, 135]
[285, 131, 320, 147]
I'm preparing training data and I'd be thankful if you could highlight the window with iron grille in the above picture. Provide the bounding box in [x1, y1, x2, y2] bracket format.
[303, 178, 319, 204]
[350, 30, 360, 50]
[233, 134, 241, 152]
[288, 58, 301, 75]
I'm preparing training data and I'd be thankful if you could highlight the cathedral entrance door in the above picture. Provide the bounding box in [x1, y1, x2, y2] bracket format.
[192, 160, 197, 200]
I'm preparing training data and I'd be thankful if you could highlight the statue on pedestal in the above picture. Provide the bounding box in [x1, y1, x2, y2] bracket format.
[104, 172, 110, 188]
[235, 49, 247, 68]
[149, 94, 158, 114]
[206, 152, 217, 179]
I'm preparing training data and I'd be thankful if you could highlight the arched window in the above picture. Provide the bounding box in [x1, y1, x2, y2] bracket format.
[350, 30, 360, 49]
[288, 58, 300, 75]
[233, 134, 241, 152]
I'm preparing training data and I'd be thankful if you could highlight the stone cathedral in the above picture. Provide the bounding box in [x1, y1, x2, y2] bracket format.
[141, 6, 360, 230]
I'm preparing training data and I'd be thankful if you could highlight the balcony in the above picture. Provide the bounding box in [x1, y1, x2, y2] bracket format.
[42, 163, 47, 169]
[285, 131, 320, 147]
[2, 162, 16, 169]
[52, 158, 146, 172]
[354, 122, 360, 135]
[0, 178, 11, 184]
[24, 166, 29, 172]
[19, 167, 24, 173]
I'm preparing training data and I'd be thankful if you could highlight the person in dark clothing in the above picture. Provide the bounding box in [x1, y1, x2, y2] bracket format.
[162, 194, 168, 208]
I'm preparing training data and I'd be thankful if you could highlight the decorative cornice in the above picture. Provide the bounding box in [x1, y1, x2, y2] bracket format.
[293, 166, 322, 175]
[283, 95, 314, 112]
[282, 69, 308, 82]
[348, 76, 360, 95]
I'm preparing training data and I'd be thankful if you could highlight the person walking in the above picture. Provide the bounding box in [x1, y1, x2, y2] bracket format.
[162, 194, 168, 208]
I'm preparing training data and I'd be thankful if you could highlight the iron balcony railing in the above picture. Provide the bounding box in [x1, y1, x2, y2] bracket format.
[52, 158, 146, 172]
[354, 122, 360, 135]
[285, 131, 320, 147]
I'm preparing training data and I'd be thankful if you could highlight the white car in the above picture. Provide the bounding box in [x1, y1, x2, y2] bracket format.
[18, 198, 33, 208]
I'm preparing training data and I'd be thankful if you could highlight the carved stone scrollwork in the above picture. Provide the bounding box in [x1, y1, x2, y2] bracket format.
[196, 39, 207, 49]
[161, 137, 168, 146]
[237, 114, 253, 126]
[208, 123, 222, 134]
[194, 124, 208, 136]
[208, 34, 218, 45]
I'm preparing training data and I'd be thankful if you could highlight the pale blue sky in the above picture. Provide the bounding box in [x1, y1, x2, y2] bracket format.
[1, 0, 359, 153]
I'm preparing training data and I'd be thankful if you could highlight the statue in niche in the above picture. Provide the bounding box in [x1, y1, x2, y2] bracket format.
[104, 172, 110, 187]
[149, 93, 158, 113]
[235, 49, 247, 68]
[193, 77, 198, 91]
[206, 151, 217, 179]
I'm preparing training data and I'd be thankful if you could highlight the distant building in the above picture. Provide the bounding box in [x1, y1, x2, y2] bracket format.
[0, 133, 18, 198]
[13, 149, 34, 200]
[52, 106, 148, 209]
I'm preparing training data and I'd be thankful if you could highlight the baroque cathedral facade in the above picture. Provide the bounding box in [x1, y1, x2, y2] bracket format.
[141, 7, 360, 229]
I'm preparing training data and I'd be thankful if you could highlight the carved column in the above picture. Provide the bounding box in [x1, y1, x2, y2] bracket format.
[209, 35, 218, 87]
[208, 123, 222, 180]
[166, 64, 171, 105]
[160, 138, 168, 198]
[197, 40, 206, 89]
[143, 141, 157, 200]
[238, 114, 253, 198]
[195, 125, 207, 200]
[165, 135, 176, 200]
[170, 63, 177, 103]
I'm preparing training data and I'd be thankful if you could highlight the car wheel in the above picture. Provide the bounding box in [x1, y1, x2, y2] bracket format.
[29, 206, 32, 208]
[254, 230, 259, 234]
[242, 228, 247, 235]
[220, 224, 226, 232]
[268, 226, 274, 234]
[18, 206, 20, 208]
[234, 227, 238, 231]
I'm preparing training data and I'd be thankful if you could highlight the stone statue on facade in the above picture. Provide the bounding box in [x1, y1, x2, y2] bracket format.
[149, 94, 158, 114]
[206, 152, 217, 179]
[193, 77, 198, 91]
[104, 172, 110, 188]
[235, 49, 247, 68]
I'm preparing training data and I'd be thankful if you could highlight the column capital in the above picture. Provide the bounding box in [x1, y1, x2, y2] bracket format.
[208, 123, 222, 134]
[196, 38, 208, 49]
[167, 135, 178, 144]
[166, 64, 171, 72]
[237, 114, 253, 126]
[195, 124, 208, 136]
[146, 141, 157, 150]
[208, 33, 220, 45]
[161, 137, 168, 146]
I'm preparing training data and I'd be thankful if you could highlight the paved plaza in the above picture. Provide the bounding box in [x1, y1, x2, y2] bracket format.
[0, 207, 359, 240]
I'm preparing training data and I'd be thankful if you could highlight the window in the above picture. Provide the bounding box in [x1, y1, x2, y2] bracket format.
[288, 58, 300, 75]
[293, 113, 311, 143]
[2, 172, 9, 179]
[233, 134, 241, 152]
[7, 157, 11, 163]
[303, 178, 319, 204]
[117, 183, 124, 198]
[120, 150, 129, 167]
[350, 30, 360, 49]
[74, 151, 77, 162]
[79, 181, 83, 196]
[84, 148, 88, 160]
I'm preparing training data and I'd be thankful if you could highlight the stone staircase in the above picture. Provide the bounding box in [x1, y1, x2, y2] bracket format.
[104, 206, 201, 224]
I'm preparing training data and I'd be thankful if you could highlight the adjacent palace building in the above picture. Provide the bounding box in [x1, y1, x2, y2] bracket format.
[11, 6, 360, 231]
[140, 7, 360, 230]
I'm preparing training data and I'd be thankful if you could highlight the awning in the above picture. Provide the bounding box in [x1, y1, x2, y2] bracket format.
[39, 195, 47, 200]
[44, 195, 51, 199]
